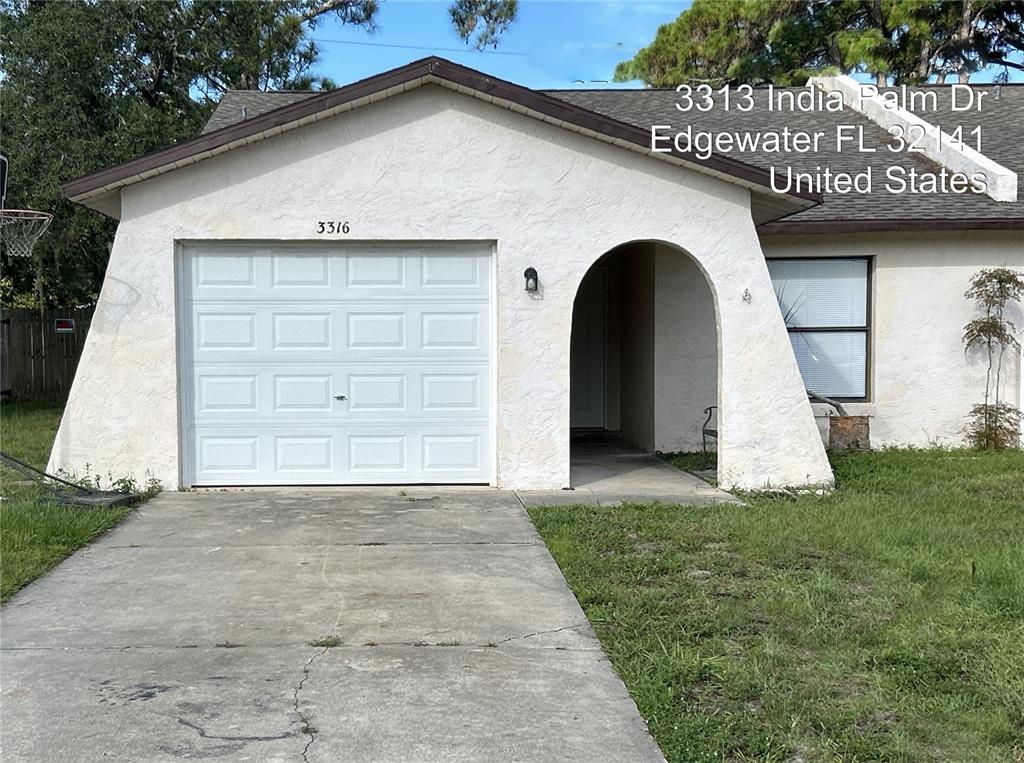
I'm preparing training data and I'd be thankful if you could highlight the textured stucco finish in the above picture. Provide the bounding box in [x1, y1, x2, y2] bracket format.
[654, 244, 719, 452]
[617, 245, 657, 451]
[762, 231, 1024, 447]
[588, 244, 718, 453]
[51, 84, 831, 490]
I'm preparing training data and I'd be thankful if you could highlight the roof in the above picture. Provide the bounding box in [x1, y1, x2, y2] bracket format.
[201, 91, 317, 133]
[549, 86, 1024, 231]
[62, 57, 818, 224]
[199, 81, 1024, 233]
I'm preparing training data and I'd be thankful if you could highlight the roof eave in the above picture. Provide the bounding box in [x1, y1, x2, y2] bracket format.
[759, 218, 1024, 235]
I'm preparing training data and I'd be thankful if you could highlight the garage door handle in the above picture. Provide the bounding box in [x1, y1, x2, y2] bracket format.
[334, 394, 347, 401]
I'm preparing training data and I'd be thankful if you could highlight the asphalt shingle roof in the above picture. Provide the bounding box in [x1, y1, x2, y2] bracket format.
[546, 86, 1024, 223]
[201, 91, 319, 133]
[201, 83, 1024, 224]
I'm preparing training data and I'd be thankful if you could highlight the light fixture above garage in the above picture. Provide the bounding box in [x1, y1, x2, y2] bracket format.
[524, 267, 538, 293]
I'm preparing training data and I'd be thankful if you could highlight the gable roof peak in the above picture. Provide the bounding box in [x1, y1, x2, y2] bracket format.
[62, 56, 820, 215]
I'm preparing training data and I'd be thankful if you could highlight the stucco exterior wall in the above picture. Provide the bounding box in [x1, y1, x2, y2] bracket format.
[605, 260, 622, 432]
[50, 84, 831, 490]
[653, 244, 719, 452]
[761, 231, 1024, 447]
[617, 245, 656, 451]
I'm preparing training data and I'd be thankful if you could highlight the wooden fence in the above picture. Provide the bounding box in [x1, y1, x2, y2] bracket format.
[0, 306, 95, 402]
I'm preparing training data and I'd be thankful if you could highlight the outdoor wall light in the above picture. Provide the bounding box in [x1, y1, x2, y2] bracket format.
[742, 288, 752, 303]
[524, 267, 538, 293]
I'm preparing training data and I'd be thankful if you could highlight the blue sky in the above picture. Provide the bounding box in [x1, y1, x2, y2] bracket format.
[312, 1, 688, 89]
[311, 1, 1023, 89]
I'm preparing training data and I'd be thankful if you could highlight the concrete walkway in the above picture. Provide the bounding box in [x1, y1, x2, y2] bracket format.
[1, 490, 664, 762]
[516, 436, 738, 507]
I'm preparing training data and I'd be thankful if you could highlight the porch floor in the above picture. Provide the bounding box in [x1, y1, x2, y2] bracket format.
[515, 433, 739, 507]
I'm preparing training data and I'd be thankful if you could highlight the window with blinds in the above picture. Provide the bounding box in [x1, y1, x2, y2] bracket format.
[767, 258, 870, 400]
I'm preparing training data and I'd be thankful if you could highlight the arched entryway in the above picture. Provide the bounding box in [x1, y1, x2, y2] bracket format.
[570, 241, 720, 486]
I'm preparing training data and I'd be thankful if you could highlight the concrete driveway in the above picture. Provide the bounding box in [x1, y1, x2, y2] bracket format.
[1, 489, 664, 762]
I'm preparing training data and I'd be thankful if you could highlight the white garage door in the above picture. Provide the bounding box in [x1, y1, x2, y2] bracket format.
[180, 243, 491, 485]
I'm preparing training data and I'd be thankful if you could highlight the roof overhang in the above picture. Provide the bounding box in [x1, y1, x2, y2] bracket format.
[62, 57, 820, 222]
[759, 217, 1024, 235]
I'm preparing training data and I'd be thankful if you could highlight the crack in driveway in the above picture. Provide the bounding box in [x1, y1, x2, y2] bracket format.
[293, 646, 330, 761]
[489, 623, 589, 646]
[175, 716, 295, 744]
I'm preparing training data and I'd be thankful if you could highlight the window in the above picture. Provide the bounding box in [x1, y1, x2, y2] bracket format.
[767, 258, 870, 400]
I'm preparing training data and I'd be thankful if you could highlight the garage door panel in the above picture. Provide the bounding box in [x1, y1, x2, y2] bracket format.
[347, 374, 407, 412]
[273, 374, 335, 412]
[271, 251, 333, 288]
[194, 251, 257, 289]
[422, 373, 483, 411]
[344, 304, 489, 358]
[340, 364, 488, 421]
[190, 365, 490, 423]
[347, 311, 407, 350]
[191, 305, 489, 361]
[196, 374, 260, 413]
[188, 246, 489, 300]
[195, 311, 258, 351]
[183, 244, 491, 485]
[191, 366, 342, 420]
[194, 429, 342, 483]
[190, 426, 490, 484]
[421, 311, 482, 350]
[348, 434, 407, 473]
[347, 253, 407, 287]
[423, 434, 483, 473]
[421, 253, 484, 288]
[198, 435, 260, 475]
[274, 436, 334, 473]
[272, 312, 333, 349]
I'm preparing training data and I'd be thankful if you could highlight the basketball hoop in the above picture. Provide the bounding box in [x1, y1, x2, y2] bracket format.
[0, 209, 54, 259]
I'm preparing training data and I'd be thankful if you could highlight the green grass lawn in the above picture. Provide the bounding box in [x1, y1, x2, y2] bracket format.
[1, 402, 139, 602]
[530, 449, 1024, 762]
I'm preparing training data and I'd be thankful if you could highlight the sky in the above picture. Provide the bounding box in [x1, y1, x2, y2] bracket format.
[312, 0, 689, 90]
[311, 0, 1024, 90]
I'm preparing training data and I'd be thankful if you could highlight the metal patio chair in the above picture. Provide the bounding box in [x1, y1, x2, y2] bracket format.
[701, 405, 717, 470]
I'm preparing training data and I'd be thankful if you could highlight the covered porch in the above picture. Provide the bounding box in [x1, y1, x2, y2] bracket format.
[569, 241, 719, 480]
[565, 239, 830, 492]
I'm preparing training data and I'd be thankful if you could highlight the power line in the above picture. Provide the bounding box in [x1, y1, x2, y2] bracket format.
[310, 37, 526, 56]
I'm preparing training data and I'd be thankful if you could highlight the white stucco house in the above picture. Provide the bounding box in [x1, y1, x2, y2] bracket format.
[52, 58, 1023, 491]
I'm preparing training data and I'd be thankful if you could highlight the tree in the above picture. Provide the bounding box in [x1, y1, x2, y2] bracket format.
[615, 0, 1024, 88]
[0, 0, 518, 306]
[449, 0, 518, 50]
[962, 268, 1024, 450]
[189, 1, 379, 95]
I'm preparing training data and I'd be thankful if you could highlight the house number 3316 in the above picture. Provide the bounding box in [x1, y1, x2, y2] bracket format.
[316, 221, 350, 234]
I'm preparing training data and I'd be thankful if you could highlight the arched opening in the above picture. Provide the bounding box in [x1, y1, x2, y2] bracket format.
[570, 241, 719, 489]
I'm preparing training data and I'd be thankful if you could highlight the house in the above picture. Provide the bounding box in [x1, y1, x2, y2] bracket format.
[51, 58, 1023, 491]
